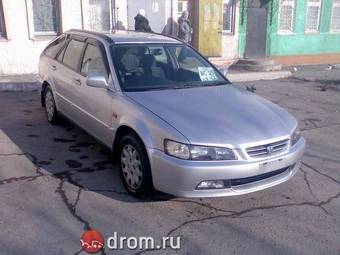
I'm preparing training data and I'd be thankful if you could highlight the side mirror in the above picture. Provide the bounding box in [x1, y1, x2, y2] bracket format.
[218, 68, 228, 77]
[86, 75, 108, 88]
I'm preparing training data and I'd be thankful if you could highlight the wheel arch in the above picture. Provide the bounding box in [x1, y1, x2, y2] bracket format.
[41, 81, 50, 107]
[112, 125, 150, 164]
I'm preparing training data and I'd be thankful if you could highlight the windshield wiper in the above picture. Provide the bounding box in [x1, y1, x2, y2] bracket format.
[202, 81, 228, 87]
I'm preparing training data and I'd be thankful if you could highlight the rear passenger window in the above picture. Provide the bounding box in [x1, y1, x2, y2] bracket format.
[44, 35, 66, 58]
[62, 39, 85, 70]
[81, 44, 108, 79]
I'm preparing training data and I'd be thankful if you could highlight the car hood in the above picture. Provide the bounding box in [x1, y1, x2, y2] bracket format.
[126, 85, 297, 146]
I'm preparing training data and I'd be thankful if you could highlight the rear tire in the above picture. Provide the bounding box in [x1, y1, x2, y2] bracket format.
[44, 86, 59, 124]
[118, 133, 153, 197]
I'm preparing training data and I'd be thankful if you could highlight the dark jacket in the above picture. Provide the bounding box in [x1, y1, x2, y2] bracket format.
[134, 14, 153, 33]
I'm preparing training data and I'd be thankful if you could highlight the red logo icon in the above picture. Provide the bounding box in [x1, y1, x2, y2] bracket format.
[80, 229, 104, 254]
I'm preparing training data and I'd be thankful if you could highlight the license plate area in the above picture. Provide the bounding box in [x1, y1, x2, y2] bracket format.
[259, 157, 287, 174]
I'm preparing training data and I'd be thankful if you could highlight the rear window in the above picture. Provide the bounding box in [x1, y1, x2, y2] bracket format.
[44, 35, 67, 58]
[62, 39, 86, 70]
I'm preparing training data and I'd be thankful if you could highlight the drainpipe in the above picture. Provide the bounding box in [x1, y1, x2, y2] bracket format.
[80, 0, 84, 29]
[170, 0, 174, 35]
[112, 0, 116, 32]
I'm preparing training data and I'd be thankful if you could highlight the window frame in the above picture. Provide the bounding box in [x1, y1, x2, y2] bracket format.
[278, 0, 296, 34]
[305, 0, 323, 33]
[222, 0, 236, 34]
[43, 34, 67, 58]
[0, 0, 7, 39]
[26, 0, 61, 39]
[80, 42, 109, 79]
[330, 0, 340, 33]
[61, 38, 87, 72]
[81, 0, 114, 32]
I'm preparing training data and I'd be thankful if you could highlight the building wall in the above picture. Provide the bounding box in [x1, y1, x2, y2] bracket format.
[0, 0, 240, 75]
[221, 0, 240, 59]
[196, 0, 240, 58]
[0, 0, 83, 75]
[0, 0, 178, 75]
[237, 0, 247, 58]
[267, 0, 340, 56]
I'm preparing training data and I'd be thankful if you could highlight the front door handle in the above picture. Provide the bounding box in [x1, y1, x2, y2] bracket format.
[50, 65, 57, 71]
[73, 78, 81, 86]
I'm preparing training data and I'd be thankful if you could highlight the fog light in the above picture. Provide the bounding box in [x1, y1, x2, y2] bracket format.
[196, 180, 225, 190]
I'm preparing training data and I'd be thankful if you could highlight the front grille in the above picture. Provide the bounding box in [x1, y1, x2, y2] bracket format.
[246, 139, 289, 158]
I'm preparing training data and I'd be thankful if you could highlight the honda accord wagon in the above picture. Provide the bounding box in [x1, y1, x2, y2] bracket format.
[38, 30, 305, 198]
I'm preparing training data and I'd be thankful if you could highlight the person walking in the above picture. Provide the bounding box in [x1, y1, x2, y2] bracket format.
[134, 9, 153, 33]
[178, 10, 192, 43]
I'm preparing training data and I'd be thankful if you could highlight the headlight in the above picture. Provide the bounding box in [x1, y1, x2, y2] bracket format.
[164, 139, 236, 161]
[190, 145, 236, 160]
[164, 140, 190, 160]
[291, 127, 301, 146]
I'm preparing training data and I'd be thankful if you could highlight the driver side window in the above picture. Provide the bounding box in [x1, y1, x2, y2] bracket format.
[81, 44, 108, 79]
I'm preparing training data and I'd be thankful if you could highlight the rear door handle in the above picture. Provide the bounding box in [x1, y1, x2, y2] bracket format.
[73, 78, 81, 86]
[50, 65, 57, 71]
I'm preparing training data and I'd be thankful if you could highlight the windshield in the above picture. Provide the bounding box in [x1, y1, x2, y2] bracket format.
[111, 44, 229, 92]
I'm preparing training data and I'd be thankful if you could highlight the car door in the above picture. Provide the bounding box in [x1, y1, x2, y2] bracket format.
[75, 39, 113, 146]
[53, 36, 87, 125]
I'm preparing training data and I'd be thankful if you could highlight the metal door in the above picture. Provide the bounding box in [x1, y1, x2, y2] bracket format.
[198, 0, 222, 57]
[76, 43, 113, 146]
[145, 0, 166, 33]
[127, 0, 166, 33]
[245, 0, 268, 58]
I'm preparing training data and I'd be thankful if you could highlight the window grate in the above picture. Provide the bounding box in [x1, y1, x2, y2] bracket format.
[222, 0, 234, 33]
[278, 0, 295, 33]
[331, 1, 340, 31]
[305, 0, 322, 32]
[88, 0, 111, 32]
[32, 0, 59, 34]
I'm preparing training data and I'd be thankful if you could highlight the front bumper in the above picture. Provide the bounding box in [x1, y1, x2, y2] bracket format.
[148, 138, 305, 198]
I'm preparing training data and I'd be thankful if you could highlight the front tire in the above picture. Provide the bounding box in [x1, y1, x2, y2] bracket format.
[118, 134, 153, 197]
[44, 86, 59, 124]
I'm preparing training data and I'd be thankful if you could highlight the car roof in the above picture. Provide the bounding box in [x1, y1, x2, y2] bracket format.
[67, 29, 181, 45]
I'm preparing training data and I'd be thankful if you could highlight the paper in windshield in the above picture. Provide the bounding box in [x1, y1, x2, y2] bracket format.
[198, 67, 218, 82]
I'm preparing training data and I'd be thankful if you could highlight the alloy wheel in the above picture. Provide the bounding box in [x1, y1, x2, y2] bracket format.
[45, 90, 55, 122]
[121, 144, 143, 190]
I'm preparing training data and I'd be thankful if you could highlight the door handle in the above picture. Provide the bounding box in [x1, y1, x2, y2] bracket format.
[73, 78, 81, 86]
[50, 65, 57, 71]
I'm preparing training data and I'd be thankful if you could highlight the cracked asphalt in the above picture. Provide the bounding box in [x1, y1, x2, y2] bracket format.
[0, 71, 340, 255]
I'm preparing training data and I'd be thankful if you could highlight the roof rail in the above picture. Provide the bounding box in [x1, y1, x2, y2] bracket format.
[68, 29, 112, 43]
[68, 29, 184, 44]
[120, 29, 183, 43]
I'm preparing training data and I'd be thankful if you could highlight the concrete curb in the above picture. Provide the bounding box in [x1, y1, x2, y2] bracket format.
[0, 82, 39, 92]
[228, 70, 292, 83]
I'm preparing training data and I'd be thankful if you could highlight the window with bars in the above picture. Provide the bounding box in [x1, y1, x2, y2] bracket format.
[177, 0, 188, 18]
[0, 0, 6, 37]
[32, 0, 59, 35]
[305, 0, 322, 32]
[222, 0, 234, 33]
[278, 0, 296, 33]
[331, 0, 340, 32]
[84, 0, 111, 32]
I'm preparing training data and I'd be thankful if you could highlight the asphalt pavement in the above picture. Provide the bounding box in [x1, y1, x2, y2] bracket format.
[0, 71, 339, 255]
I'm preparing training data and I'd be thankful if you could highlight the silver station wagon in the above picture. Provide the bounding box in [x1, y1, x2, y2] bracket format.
[38, 30, 305, 198]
